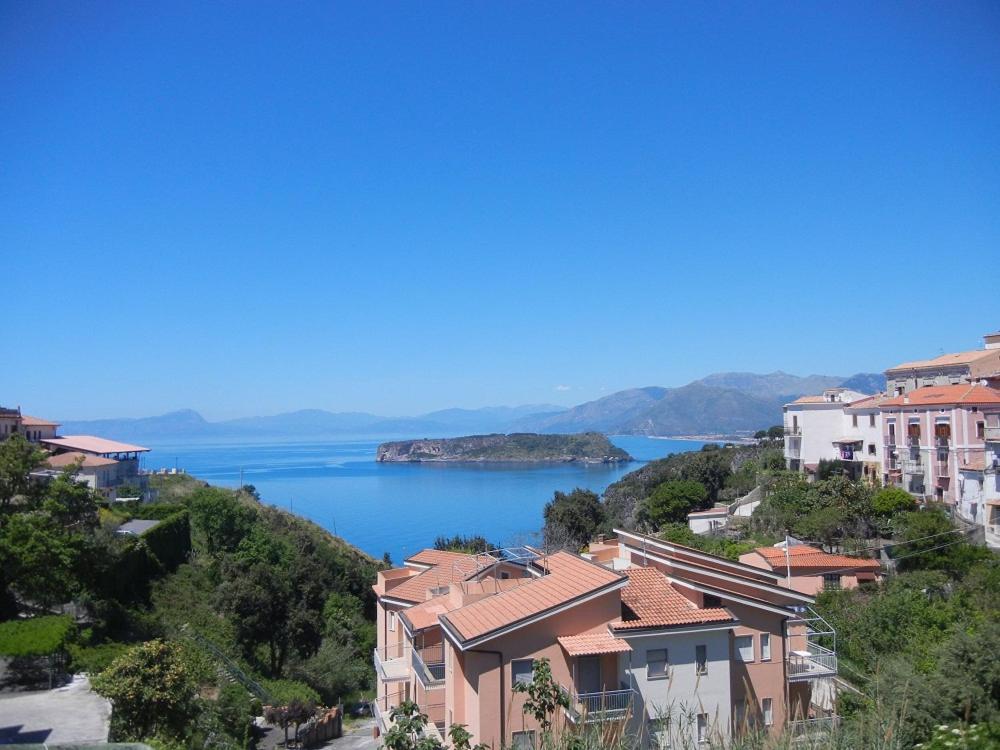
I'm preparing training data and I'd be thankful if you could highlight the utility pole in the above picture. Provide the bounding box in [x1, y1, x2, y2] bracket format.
[784, 534, 792, 584]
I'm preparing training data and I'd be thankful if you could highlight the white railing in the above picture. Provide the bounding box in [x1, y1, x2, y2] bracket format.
[560, 685, 635, 723]
[784, 427, 801, 436]
[985, 426, 1000, 442]
[787, 643, 838, 679]
[412, 645, 445, 688]
[374, 646, 410, 682]
[903, 458, 923, 474]
[372, 699, 387, 732]
[788, 715, 840, 737]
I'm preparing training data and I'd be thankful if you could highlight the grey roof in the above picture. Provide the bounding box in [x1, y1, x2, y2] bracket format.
[116, 519, 160, 536]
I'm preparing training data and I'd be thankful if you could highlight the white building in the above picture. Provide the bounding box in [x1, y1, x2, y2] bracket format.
[782, 388, 873, 479]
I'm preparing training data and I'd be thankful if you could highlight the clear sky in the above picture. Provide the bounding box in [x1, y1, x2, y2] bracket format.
[2, 2, 998, 420]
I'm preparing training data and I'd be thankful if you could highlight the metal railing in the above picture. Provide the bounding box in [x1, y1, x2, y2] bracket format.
[784, 427, 801, 436]
[788, 715, 840, 738]
[179, 624, 273, 704]
[935, 436, 950, 448]
[560, 685, 635, 723]
[786, 608, 838, 682]
[374, 645, 410, 682]
[784, 446, 801, 459]
[372, 699, 387, 732]
[985, 426, 1000, 442]
[907, 436, 921, 447]
[412, 645, 445, 688]
[787, 643, 838, 679]
[903, 458, 923, 474]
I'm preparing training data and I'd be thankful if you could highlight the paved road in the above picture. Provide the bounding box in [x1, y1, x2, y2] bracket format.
[0, 674, 111, 745]
[322, 719, 378, 750]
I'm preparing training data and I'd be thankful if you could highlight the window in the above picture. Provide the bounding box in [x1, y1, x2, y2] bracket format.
[762, 698, 773, 726]
[760, 633, 771, 661]
[512, 659, 535, 686]
[978, 422, 986, 440]
[823, 573, 841, 591]
[868, 443, 876, 456]
[695, 645, 707, 675]
[870, 414, 876, 428]
[388, 611, 396, 632]
[697, 713, 708, 743]
[500, 571, 511, 580]
[852, 414, 858, 427]
[735, 635, 754, 662]
[647, 649, 668, 678]
[512, 731, 536, 750]
[703, 594, 722, 607]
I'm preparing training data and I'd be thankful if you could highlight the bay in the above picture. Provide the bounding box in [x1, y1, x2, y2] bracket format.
[139, 435, 709, 563]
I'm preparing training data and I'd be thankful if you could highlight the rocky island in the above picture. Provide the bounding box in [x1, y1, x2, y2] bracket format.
[376, 432, 633, 464]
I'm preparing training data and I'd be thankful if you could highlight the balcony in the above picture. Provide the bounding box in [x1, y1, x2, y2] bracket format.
[784, 445, 801, 459]
[412, 644, 445, 689]
[784, 426, 801, 437]
[986, 426, 1000, 443]
[935, 436, 950, 449]
[906, 436, 921, 448]
[788, 715, 840, 740]
[374, 645, 410, 682]
[560, 685, 636, 724]
[786, 609, 838, 683]
[903, 458, 923, 474]
[372, 696, 445, 740]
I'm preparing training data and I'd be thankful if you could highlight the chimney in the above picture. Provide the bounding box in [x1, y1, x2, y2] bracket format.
[984, 332, 1000, 350]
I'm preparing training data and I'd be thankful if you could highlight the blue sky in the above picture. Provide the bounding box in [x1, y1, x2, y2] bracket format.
[2, 2, 998, 420]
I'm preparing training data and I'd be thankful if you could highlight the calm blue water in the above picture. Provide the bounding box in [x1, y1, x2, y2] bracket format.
[139, 435, 708, 563]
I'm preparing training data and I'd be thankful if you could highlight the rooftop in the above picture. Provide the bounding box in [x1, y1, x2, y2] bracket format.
[557, 631, 631, 656]
[751, 545, 880, 573]
[886, 348, 997, 373]
[41, 435, 150, 455]
[880, 384, 1000, 408]
[615, 567, 734, 630]
[46, 451, 118, 469]
[116, 519, 160, 535]
[20, 414, 60, 427]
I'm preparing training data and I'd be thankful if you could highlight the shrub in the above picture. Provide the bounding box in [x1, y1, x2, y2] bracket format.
[0, 615, 75, 657]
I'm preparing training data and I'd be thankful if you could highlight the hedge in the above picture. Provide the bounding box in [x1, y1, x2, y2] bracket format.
[0, 615, 75, 657]
[142, 510, 191, 573]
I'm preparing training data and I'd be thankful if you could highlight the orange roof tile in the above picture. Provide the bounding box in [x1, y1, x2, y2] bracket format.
[752, 546, 880, 573]
[400, 593, 457, 631]
[886, 349, 996, 373]
[20, 415, 59, 427]
[441, 552, 624, 644]
[790, 396, 827, 404]
[389, 554, 481, 603]
[880, 384, 1000, 408]
[557, 632, 631, 656]
[46, 451, 117, 469]
[614, 567, 734, 630]
[405, 549, 475, 567]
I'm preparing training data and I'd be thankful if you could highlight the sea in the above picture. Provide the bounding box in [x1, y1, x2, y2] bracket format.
[139, 435, 710, 563]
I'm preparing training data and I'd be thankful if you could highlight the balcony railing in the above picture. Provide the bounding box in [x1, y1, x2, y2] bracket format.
[935, 436, 950, 448]
[412, 645, 445, 689]
[787, 643, 838, 680]
[372, 697, 445, 739]
[786, 609, 838, 683]
[788, 715, 840, 738]
[784, 446, 801, 459]
[907, 436, 921, 447]
[374, 645, 410, 682]
[784, 426, 801, 437]
[903, 459, 923, 474]
[986, 426, 1000, 442]
[560, 685, 636, 723]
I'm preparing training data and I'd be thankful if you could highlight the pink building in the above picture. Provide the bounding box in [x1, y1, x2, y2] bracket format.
[373, 533, 841, 748]
[739, 545, 881, 596]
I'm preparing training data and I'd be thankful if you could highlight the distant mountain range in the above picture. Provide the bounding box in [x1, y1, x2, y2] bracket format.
[57, 371, 885, 441]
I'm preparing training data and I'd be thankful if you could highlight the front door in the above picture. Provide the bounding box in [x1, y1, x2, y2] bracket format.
[577, 656, 601, 694]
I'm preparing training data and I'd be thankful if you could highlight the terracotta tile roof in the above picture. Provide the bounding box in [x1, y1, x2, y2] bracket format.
[557, 632, 631, 656]
[614, 567, 734, 630]
[20, 415, 59, 427]
[405, 549, 475, 567]
[46, 451, 117, 469]
[400, 593, 457, 631]
[845, 394, 890, 411]
[886, 349, 996, 373]
[41, 435, 149, 455]
[389, 554, 481, 603]
[441, 552, 624, 644]
[752, 545, 880, 573]
[880, 384, 1000, 408]
[960, 457, 987, 472]
[790, 396, 827, 404]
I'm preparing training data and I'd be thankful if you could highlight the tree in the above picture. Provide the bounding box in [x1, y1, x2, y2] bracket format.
[218, 559, 293, 675]
[92, 640, 197, 741]
[816, 458, 849, 481]
[0, 512, 80, 610]
[766, 425, 784, 440]
[680, 450, 730, 502]
[873, 487, 917, 518]
[434, 534, 490, 553]
[512, 657, 568, 731]
[0, 435, 46, 513]
[893, 510, 989, 576]
[42, 472, 99, 531]
[189, 487, 256, 556]
[798, 506, 849, 551]
[637, 480, 708, 530]
[543, 489, 605, 550]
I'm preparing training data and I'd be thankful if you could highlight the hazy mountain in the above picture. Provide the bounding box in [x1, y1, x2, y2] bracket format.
[59, 409, 212, 441]
[516, 371, 885, 437]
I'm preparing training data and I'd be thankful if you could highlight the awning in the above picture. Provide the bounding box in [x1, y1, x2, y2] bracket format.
[557, 632, 632, 657]
[832, 436, 863, 444]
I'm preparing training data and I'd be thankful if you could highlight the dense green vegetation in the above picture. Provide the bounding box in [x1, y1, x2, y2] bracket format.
[377, 432, 632, 463]
[0, 434, 381, 748]
[434, 533, 492, 553]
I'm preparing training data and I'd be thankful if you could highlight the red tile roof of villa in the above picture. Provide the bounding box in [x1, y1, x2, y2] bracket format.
[400, 593, 457, 631]
[41, 435, 149, 455]
[880, 384, 1000, 408]
[790, 395, 827, 404]
[441, 552, 624, 645]
[886, 349, 997, 372]
[46, 451, 117, 469]
[21, 415, 60, 426]
[389, 554, 482, 603]
[557, 632, 631, 656]
[405, 549, 475, 568]
[614, 567, 734, 630]
[752, 545, 880, 573]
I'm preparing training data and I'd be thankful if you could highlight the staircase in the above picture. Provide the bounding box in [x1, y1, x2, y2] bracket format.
[179, 623, 273, 704]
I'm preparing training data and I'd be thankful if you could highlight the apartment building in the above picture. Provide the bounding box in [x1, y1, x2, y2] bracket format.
[38, 434, 151, 500]
[884, 333, 1000, 396]
[372, 533, 840, 749]
[781, 388, 872, 478]
[879, 384, 1000, 547]
[739, 544, 881, 596]
[0, 406, 60, 443]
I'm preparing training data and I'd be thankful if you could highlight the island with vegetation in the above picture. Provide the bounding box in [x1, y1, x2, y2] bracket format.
[375, 432, 632, 464]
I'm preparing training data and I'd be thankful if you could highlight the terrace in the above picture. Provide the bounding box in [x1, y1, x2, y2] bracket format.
[786, 609, 838, 682]
[560, 684, 636, 724]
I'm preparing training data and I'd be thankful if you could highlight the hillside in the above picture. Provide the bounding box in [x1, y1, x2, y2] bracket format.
[517, 372, 884, 437]
[376, 432, 632, 463]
